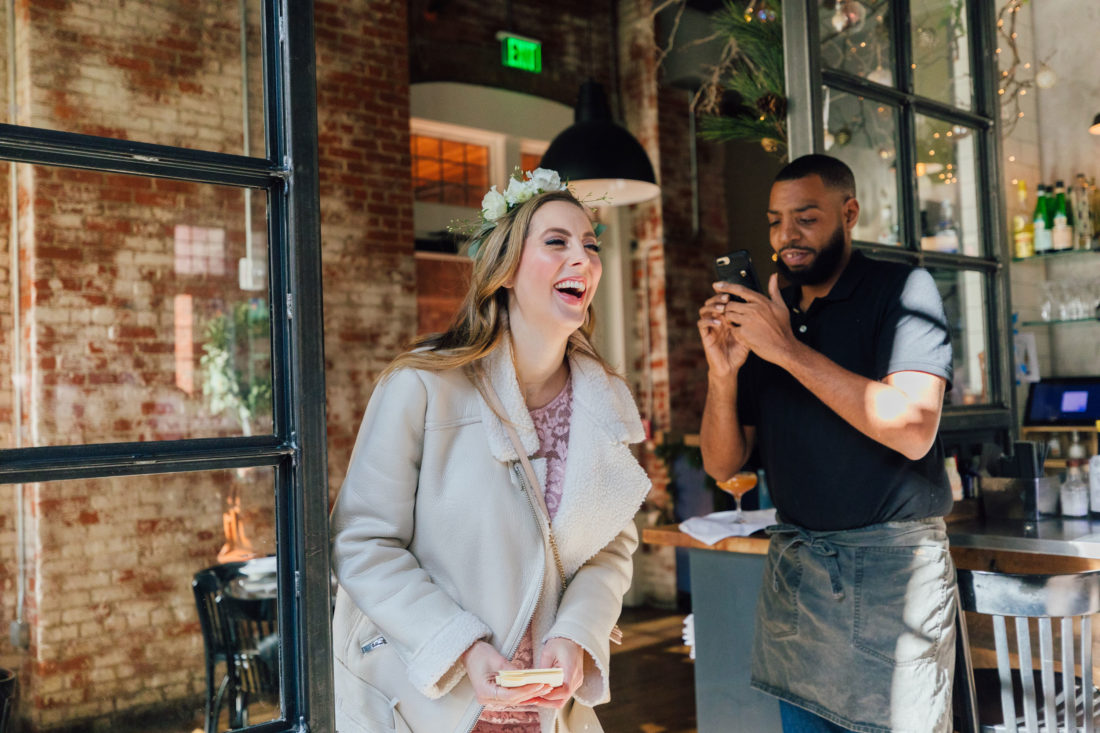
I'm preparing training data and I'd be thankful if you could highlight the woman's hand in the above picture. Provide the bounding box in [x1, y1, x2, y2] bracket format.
[698, 288, 750, 378]
[529, 638, 585, 709]
[461, 641, 551, 709]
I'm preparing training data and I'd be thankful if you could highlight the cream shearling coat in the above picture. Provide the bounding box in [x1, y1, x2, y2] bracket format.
[330, 343, 651, 733]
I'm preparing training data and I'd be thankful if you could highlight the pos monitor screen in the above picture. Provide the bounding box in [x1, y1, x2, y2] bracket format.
[1024, 377, 1100, 426]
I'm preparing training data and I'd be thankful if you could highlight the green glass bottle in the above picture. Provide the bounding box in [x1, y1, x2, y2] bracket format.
[1033, 183, 1053, 253]
[1052, 179, 1074, 251]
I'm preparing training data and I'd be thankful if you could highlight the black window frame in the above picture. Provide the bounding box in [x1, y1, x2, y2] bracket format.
[0, 0, 332, 730]
[783, 0, 1015, 438]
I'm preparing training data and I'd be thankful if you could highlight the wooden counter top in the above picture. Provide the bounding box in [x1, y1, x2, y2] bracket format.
[642, 524, 769, 555]
[644, 518, 1100, 575]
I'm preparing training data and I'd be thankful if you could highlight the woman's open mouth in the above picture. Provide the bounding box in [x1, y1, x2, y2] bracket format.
[554, 278, 587, 304]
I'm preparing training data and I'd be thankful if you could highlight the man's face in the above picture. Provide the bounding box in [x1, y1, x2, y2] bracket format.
[767, 174, 857, 287]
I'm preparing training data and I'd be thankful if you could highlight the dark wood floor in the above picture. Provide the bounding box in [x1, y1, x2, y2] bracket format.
[601, 605, 698, 733]
[123, 605, 695, 733]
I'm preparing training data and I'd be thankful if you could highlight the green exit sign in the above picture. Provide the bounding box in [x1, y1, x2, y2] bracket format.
[497, 32, 541, 73]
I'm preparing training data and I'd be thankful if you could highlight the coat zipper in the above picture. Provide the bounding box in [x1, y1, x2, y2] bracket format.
[460, 461, 549, 733]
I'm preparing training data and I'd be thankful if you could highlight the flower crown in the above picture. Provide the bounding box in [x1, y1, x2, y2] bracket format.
[450, 167, 596, 259]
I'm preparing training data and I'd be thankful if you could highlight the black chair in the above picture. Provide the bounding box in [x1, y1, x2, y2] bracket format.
[192, 562, 245, 733]
[954, 568, 1100, 732]
[0, 667, 15, 733]
[217, 592, 279, 728]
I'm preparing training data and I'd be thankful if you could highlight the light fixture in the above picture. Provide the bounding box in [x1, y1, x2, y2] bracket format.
[1090, 112, 1100, 135]
[540, 79, 660, 206]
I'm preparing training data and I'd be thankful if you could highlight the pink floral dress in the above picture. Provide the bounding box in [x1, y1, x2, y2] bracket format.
[473, 378, 573, 733]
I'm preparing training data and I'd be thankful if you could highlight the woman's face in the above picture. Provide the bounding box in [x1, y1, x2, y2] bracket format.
[506, 200, 602, 340]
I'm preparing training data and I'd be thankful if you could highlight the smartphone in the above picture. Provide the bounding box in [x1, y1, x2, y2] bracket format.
[715, 250, 761, 301]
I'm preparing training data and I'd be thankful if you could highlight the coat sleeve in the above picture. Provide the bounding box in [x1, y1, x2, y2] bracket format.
[543, 518, 638, 707]
[330, 368, 491, 699]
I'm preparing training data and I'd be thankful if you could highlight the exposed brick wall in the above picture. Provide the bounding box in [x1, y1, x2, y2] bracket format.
[314, 0, 417, 495]
[415, 254, 471, 336]
[658, 88, 729, 434]
[617, 0, 672, 511]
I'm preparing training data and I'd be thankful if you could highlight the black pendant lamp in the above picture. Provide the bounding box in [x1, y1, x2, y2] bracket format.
[540, 79, 660, 206]
[1090, 111, 1100, 135]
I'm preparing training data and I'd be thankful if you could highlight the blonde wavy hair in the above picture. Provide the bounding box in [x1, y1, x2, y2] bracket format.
[380, 189, 617, 381]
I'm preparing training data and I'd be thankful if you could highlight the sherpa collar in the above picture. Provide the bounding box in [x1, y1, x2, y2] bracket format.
[474, 335, 645, 464]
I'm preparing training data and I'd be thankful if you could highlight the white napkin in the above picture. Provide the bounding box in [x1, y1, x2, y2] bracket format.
[679, 508, 777, 545]
[240, 555, 277, 577]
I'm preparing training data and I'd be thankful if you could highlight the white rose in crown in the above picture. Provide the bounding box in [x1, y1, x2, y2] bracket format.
[528, 167, 564, 192]
[481, 186, 508, 221]
[503, 175, 539, 206]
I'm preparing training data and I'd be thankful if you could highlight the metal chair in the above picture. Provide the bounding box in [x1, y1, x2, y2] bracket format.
[216, 592, 279, 728]
[955, 568, 1100, 733]
[0, 667, 15, 733]
[192, 562, 245, 733]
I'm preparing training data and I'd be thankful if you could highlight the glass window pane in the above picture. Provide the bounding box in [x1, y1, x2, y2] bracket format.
[823, 87, 901, 245]
[18, 467, 280, 730]
[915, 116, 981, 256]
[0, 164, 272, 449]
[910, 0, 974, 109]
[27, 2, 265, 155]
[521, 151, 543, 172]
[440, 140, 466, 163]
[929, 267, 989, 405]
[819, 0, 895, 87]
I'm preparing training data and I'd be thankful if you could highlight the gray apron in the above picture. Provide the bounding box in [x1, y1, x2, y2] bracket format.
[750, 518, 956, 733]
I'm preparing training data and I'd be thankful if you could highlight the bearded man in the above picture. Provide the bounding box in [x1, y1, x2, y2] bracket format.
[698, 154, 956, 733]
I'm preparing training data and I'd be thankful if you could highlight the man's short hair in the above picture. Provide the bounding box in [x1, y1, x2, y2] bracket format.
[774, 154, 856, 198]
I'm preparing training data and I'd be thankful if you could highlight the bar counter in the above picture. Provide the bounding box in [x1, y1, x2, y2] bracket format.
[642, 511, 1100, 732]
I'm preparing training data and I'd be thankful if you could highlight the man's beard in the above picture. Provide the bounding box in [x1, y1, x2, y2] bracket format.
[775, 224, 846, 286]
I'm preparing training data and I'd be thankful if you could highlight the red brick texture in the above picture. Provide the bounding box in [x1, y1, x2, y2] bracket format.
[315, 0, 418, 494]
[658, 87, 730, 434]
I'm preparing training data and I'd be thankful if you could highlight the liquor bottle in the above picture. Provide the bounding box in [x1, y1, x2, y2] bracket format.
[1033, 184, 1053, 253]
[1071, 174, 1094, 250]
[1013, 180, 1034, 258]
[1062, 462, 1089, 517]
[933, 200, 959, 253]
[1090, 420, 1100, 511]
[1068, 431, 1087, 464]
[1051, 180, 1074, 251]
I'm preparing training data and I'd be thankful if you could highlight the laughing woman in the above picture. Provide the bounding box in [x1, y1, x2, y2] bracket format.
[330, 169, 651, 733]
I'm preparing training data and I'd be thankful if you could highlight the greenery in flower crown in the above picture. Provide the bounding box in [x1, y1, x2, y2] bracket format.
[448, 167, 606, 258]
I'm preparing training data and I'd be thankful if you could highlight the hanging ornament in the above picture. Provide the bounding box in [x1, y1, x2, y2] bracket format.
[917, 26, 937, 49]
[1035, 64, 1057, 89]
[760, 137, 781, 153]
[831, 5, 848, 32]
[754, 92, 787, 118]
[834, 128, 852, 147]
[867, 65, 892, 86]
[743, 0, 776, 22]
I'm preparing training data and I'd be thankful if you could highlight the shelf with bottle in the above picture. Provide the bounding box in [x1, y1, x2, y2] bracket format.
[1019, 425, 1099, 471]
[1020, 317, 1100, 327]
[1012, 177, 1098, 260]
[1013, 248, 1099, 263]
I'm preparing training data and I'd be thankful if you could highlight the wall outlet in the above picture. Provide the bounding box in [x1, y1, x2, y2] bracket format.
[9, 620, 28, 650]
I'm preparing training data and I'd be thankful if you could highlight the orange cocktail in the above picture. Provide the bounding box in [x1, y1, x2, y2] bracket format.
[716, 471, 758, 522]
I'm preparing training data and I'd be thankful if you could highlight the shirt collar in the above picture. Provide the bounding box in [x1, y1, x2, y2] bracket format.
[780, 248, 870, 311]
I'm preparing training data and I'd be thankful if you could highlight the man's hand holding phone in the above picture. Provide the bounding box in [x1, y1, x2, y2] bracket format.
[717, 272, 800, 370]
[698, 250, 760, 376]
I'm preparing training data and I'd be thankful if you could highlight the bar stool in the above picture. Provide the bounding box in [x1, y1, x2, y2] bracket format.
[954, 567, 1100, 733]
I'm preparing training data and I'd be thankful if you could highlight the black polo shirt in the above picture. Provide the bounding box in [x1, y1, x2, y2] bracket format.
[736, 250, 954, 531]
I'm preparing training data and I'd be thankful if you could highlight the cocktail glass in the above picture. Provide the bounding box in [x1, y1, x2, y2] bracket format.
[716, 472, 758, 523]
